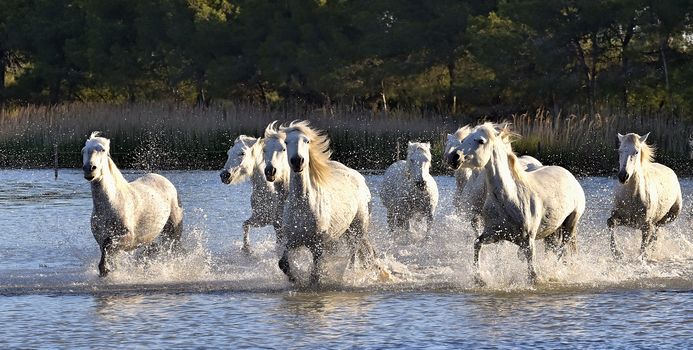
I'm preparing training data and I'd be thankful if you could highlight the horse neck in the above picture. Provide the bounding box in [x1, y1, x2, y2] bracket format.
[275, 166, 291, 191]
[483, 141, 521, 202]
[454, 168, 473, 189]
[91, 158, 128, 207]
[289, 168, 316, 200]
[624, 161, 648, 196]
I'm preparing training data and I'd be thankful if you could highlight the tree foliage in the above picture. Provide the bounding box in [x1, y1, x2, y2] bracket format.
[1, 0, 692, 116]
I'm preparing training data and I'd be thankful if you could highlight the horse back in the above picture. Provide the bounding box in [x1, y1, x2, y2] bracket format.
[647, 162, 682, 214]
[129, 173, 180, 209]
[526, 165, 585, 234]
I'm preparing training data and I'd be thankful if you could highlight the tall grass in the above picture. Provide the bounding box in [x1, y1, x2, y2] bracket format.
[511, 110, 693, 176]
[0, 102, 454, 171]
[1, 103, 691, 175]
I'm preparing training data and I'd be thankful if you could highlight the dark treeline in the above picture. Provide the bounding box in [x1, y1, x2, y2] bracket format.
[1, 1, 692, 116]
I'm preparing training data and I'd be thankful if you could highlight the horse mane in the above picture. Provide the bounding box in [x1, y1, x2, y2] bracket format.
[281, 120, 333, 186]
[264, 120, 283, 140]
[453, 125, 473, 140]
[480, 122, 526, 183]
[107, 157, 129, 187]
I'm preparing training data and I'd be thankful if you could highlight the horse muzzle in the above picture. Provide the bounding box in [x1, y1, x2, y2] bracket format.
[83, 165, 96, 181]
[220, 170, 232, 184]
[446, 152, 461, 169]
[290, 156, 304, 173]
[265, 166, 277, 182]
[617, 170, 630, 184]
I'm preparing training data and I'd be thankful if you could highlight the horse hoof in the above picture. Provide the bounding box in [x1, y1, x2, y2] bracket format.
[99, 269, 110, 277]
[473, 275, 486, 287]
[241, 245, 252, 256]
[612, 250, 623, 260]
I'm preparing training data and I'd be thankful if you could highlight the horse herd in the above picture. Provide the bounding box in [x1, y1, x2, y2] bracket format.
[81, 121, 682, 286]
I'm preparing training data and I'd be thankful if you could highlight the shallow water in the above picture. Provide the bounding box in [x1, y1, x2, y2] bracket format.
[0, 169, 691, 348]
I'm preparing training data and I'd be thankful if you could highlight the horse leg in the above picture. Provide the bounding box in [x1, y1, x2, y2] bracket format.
[639, 223, 656, 259]
[473, 232, 500, 286]
[241, 217, 262, 254]
[309, 244, 324, 287]
[543, 232, 562, 257]
[278, 249, 296, 283]
[607, 212, 623, 259]
[471, 214, 482, 236]
[559, 211, 580, 260]
[425, 209, 434, 239]
[520, 237, 538, 284]
[386, 210, 397, 233]
[162, 206, 184, 253]
[98, 237, 116, 277]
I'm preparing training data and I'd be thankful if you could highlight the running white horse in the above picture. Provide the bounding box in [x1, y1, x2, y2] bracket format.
[219, 132, 285, 253]
[451, 123, 585, 285]
[380, 141, 439, 235]
[260, 121, 291, 231]
[607, 132, 682, 258]
[445, 125, 542, 234]
[83, 132, 183, 277]
[279, 120, 377, 285]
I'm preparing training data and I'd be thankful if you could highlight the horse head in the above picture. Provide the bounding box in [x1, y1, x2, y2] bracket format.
[617, 132, 651, 184]
[407, 141, 432, 190]
[220, 135, 259, 185]
[445, 125, 472, 170]
[82, 131, 111, 182]
[281, 120, 332, 186]
[262, 121, 289, 183]
[454, 123, 504, 169]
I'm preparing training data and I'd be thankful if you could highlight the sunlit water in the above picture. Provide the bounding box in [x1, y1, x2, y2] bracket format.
[0, 169, 691, 348]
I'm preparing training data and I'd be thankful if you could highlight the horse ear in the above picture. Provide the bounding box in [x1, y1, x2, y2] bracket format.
[424, 142, 431, 149]
[617, 133, 624, 142]
[408, 141, 414, 147]
[639, 132, 650, 143]
[447, 133, 455, 142]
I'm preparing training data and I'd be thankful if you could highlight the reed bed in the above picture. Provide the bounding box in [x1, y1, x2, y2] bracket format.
[0, 102, 454, 171]
[1, 103, 691, 175]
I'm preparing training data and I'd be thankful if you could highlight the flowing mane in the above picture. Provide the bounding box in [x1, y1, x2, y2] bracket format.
[485, 122, 526, 183]
[264, 120, 282, 140]
[282, 120, 333, 186]
[453, 125, 473, 140]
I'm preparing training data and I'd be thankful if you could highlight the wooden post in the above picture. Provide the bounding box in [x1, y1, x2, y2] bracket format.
[53, 144, 58, 180]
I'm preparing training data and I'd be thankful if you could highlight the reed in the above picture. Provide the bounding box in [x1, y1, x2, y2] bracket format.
[1, 103, 691, 175]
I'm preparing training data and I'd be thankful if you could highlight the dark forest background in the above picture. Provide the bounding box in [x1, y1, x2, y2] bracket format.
[1, 0, 692, 117]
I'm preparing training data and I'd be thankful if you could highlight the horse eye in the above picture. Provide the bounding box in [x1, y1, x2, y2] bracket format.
[477, 139, 485, 145]
[305, 140, 310, 144]
[239, 152, 245, 156]
[282, 148, 286, 152]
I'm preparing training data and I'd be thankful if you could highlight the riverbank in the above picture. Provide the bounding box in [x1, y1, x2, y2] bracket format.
[1, 102, 691, 176]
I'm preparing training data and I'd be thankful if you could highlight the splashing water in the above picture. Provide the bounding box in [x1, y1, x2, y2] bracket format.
[0, 169, 690, 295]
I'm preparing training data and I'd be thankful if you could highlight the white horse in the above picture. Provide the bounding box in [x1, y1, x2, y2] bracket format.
[260, 121, 291, 232]
[379, 141, 439, 234]
[278, 121, 377, 285]
[451, 123, 585, 285]
[220, 133, 284, 253]
[607, 132, 682, 258]
[82, 132, 183, 277]
[445, 125, 542, 234]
